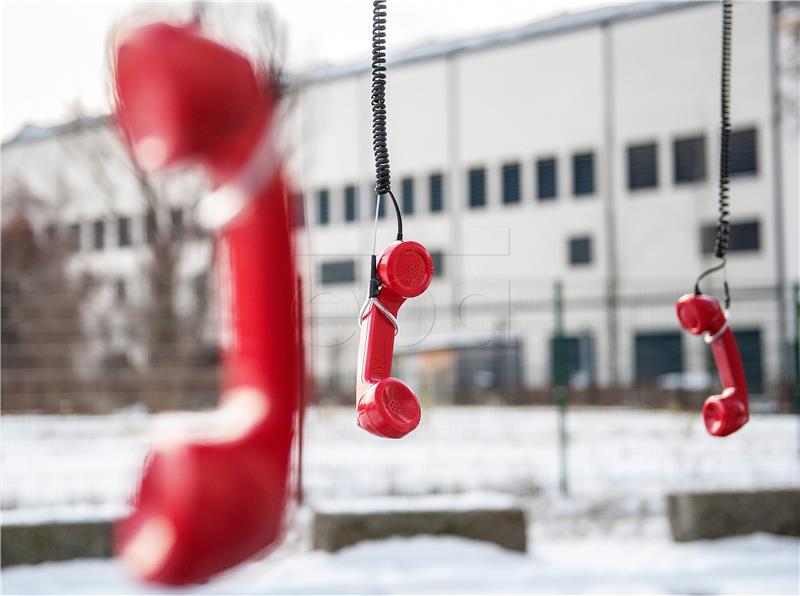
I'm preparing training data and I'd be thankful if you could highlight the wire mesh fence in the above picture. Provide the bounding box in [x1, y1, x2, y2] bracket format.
[2, 269, 798, 518]
[2, 406, 798, 517]
[312, 278, 798, 411]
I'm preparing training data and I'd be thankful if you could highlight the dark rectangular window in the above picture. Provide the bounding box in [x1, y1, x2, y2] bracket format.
[45, 224, 57, 244]
[635, 331, 683, 382]
[501, 162, 521, 204]
[537, 158, 557, 201]
[68, 223, 81, 251]
[627, 143, 658, 190]
[468, 167, 486, 208]
[344, 185, 358, 222]
[573, 152, 595, 196]
[568, 236, 593, 266]
[456, 343, 523, 389]
[170, 208, 184, 240]
[701, 220, 760, 253]
[401, 177, 414, 215]
[317, 189, 330, 225]
[729, 221, 761, 251]
[93, 219, 105, 250]
[146, 210, 157, 243]
[115, 279, 127, 303]
[430, 251, 444, 277]
[674, 136, 706, 184]
[320, 260, 356, 284]
[429, 173, 444, 213]
[550, 334, 595, 387]
[735, 329, 763, 394]
[117, 216, 131, 247]
[729, 128, 757, 176]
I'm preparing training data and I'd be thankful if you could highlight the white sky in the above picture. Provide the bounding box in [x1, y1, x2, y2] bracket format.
[1, 0, 613, 141]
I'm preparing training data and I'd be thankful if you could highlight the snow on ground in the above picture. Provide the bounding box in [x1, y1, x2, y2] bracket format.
[2, 406, 798, 516]
[2, 407, 798, 594]
[3, 523, 798, 594]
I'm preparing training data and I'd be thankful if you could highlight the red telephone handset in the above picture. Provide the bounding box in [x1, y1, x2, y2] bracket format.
[676, 293, 749, 436]
[113, 23, 300, 584]
[357, 241, 433, 438]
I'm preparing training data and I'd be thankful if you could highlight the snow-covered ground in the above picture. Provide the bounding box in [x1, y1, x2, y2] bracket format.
[2, 406, 797, 517]
[3, 517, 798, 594]
[2, 407, 798, 594]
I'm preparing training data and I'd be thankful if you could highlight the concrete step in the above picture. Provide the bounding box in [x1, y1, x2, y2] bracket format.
[667, 488, 800, 542]
[312, 494, 527, 553]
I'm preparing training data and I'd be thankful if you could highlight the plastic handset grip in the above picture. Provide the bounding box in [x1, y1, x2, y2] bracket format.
[676, 293, 749, 436]
[112, 23, 300, 585]
[356, 241, 433, 438]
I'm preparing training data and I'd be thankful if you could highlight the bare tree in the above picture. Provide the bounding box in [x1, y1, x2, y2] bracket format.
[1, 184, 85, 413]
[2, 5, 292, 413]
[52, 5, 290, 411]
[53, 114, 217, 411]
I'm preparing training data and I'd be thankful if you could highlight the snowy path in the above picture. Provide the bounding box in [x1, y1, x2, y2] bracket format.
[3, 526, 798, 594]
[2, 405, 798, 594]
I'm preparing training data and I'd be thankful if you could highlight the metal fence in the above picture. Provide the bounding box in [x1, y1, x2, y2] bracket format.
[311, 279, 799, 411]
[3, 405, 798, 517]
[2, 271, 798, 518]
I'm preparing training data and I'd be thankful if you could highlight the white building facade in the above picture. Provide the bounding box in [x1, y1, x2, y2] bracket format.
[2, 1, 797, 404]
[285, 1, 798, 400]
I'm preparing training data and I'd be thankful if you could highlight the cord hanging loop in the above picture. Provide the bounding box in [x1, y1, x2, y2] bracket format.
[358, 296, 399, 335]
[693, 0, 733, 312]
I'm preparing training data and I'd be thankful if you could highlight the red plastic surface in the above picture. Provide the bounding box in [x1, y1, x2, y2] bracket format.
[676, 293, 749, 436]
[114, 23, 270, 181]
[113, 23, 300, 585]
[357, 241, 433, 438]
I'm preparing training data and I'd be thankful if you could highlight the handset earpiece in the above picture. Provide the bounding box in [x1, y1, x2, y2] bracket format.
[357, 241, 433, 438]
[114, 23, 269, 177]
[676, 293, 749, 436]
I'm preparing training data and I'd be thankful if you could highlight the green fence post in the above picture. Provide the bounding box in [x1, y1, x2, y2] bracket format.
[794, 283, 799, 455]
[794, 282, 799, 399]
[552, 279, 569, 496]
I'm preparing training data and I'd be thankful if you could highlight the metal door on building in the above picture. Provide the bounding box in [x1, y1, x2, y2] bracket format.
[635, 331, 683, 383]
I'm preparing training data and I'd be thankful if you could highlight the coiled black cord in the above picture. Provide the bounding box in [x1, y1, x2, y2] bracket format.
[714, 0, 732, 261]
[695, 0, 732, 308]
[371, 0, 402, 241]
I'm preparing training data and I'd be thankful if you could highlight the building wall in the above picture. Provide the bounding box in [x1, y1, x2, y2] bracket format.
[287, 1, 797, 394]
[1, 123, 215, 374]
[612, 2, 776, 283]
[2, 2, 796, 397]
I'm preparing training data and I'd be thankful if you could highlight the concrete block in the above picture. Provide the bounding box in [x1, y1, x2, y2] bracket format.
[667, 488, 800, 542]
[1, 520, 113, 567]
[312, 497, 527, 553]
